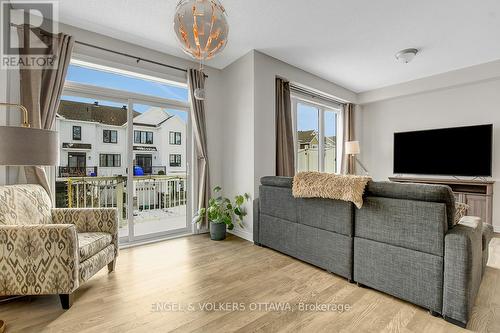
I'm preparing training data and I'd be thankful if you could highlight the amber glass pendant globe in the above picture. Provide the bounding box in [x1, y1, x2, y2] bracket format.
[174, 0, 229, 61]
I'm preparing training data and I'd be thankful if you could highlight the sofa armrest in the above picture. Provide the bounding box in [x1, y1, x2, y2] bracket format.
[0, 224, 79, 295]
[443, 218, 483, 326]
[52, 208, 119, 257]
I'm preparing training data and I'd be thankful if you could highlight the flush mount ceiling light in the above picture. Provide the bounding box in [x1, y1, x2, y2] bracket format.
[174, 0, 229, 100]
[395, 48, 419, 64]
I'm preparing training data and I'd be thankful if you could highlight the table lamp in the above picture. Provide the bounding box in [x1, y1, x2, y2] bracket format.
[0, 103, 58, 166]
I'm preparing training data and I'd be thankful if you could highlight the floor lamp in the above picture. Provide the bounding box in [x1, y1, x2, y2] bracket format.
[0, 103, 58, 333]
[345, 140, 369, 175]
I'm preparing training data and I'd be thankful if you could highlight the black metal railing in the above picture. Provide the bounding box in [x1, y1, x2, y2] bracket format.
[58, 166, 98, 178]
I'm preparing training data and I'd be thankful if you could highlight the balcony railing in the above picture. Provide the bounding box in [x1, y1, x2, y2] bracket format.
[55, 174, 187, 227]
[58, 166, 98, 178]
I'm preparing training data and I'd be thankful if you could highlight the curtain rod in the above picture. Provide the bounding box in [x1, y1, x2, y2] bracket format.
[10, 24, 207, 78]
[75, 41, 208, 78]
[289, 84, 345, 106]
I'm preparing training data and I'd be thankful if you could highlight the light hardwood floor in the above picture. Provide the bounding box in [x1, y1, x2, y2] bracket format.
[2, 234, 500, 333]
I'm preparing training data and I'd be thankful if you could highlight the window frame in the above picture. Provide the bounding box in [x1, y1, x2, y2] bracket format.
[103, 129, 118, 144]
[169, 131, 182, 145]
[291, 96, 342, 174]
[99, 153, 121, 167]
[134, 130, 154, 144]
[72, 125, 81, 141]
[169, 154, 182, 167]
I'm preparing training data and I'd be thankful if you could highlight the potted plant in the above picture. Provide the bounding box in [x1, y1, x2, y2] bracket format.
[193, 186, 250, 240]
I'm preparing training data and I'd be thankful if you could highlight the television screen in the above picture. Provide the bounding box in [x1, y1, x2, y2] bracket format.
[394, 124, 493, 176]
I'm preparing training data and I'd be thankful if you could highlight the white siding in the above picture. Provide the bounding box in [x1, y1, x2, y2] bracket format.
[56, 109, 186, 177]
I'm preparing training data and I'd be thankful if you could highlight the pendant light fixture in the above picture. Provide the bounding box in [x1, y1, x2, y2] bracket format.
[174, 0, 229, 100]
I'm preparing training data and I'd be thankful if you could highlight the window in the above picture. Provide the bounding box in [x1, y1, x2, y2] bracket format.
[99, 154, 121, 167]
[293, 98, 340, 173]
[72, 126, 81, 140]
[134, 130, 153, 144]
[66, 62, 189, 102]
[103, 130, 118, 143]
[169, 154, 181, 167]
[169, 131, 181, 145]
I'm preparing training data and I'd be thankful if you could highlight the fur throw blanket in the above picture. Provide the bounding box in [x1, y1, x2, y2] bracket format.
[292, 172, 372, 208]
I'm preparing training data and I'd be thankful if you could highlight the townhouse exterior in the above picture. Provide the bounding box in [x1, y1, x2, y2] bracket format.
[56, 100, 186, 178]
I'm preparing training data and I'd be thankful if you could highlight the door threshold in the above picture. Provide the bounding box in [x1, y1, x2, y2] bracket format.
[119, 231, 193, 249]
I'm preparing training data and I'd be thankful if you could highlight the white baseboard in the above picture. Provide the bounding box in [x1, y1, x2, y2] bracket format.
[228, 228, 253, 242]
[494, 225, 500, 233]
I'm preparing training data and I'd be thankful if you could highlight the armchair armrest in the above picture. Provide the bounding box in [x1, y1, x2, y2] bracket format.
[443, 217, 483, 327]
[51, 208, 119, 257]
[0, 224, 79, 295]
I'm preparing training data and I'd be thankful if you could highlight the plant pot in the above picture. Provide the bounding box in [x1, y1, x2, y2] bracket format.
[210, 221, 226, 241]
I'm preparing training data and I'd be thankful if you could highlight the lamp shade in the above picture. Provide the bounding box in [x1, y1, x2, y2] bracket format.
[345, 141, 360, 155]
[0, 126, 58, 165]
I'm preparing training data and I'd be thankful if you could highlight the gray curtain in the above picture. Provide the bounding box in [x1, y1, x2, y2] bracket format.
[341, 103, 355, 174]
[18, 25, 74, 196]
[187, 69, 210, 228]
[275, 77, 295, 176]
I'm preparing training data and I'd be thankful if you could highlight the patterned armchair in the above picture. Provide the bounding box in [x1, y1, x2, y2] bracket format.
[0, 184, 118, 309]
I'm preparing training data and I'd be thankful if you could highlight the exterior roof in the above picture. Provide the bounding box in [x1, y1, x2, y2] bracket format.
[57, 100, 140, 126]
[298, 130, 316, 144]
[298, 130, 336, 146]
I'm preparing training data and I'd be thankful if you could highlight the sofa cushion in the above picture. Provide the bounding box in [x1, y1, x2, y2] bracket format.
[259, 185, 297, 222]
[78, 232, 112, 262]
[0, 184, 51, 225]
[297, 197, 353, 236]
[365, 181, 456, 227]
[355, 197, 447, 256]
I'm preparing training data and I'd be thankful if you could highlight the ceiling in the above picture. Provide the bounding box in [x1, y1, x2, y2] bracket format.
[57, 0, 500, 93]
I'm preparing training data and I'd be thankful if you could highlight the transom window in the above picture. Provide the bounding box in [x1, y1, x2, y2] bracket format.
[72, 126, 81, 141]
[169, 154, 181, 167]
[99, 154, 121, 167]
[292, 97, 341, 174]
[103, 129, 117, 143]
[134, 130, 153, 144]
[169, 131, 181, 145]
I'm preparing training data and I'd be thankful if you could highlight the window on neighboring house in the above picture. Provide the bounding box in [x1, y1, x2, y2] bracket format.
[72, 126, 81, 141]
[169, 131, 181, 145]
[169, 154, 181, 167]
[134, 130, 153, 144]
[100, 154, 121, 167]
[103, 129, 118, 143]
[293, 97, 340, 173]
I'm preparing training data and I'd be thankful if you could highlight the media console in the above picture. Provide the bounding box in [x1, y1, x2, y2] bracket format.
[389, 177, 494, 225]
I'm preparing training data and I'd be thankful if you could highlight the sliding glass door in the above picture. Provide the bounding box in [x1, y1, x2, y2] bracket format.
[129, 102, 190, 240]
[56, 60, 192, 245]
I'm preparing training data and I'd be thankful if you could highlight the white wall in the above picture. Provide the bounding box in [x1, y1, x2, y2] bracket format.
[220, 51, 255, 240]
[359, 76, 500, 231]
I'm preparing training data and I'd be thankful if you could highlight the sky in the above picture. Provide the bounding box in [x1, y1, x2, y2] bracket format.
[64, 64, 189, 122]
[297, 103, 337, 137]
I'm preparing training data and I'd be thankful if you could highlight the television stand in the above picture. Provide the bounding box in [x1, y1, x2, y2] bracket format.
[389, 177, 494, 225]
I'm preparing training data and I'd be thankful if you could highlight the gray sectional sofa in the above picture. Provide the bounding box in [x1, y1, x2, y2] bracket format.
[253, 176, 494, 328]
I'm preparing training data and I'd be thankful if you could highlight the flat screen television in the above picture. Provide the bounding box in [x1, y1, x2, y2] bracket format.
[393, 124, 493, 177]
